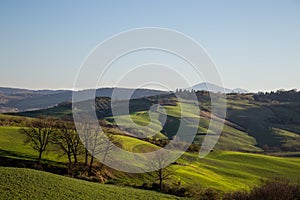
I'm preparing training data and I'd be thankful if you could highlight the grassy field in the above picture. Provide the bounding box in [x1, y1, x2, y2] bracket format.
[174, 151, 300, 191]
[107, 108, 262, 152]
[0, 167, 180, 200]
[1, 126, 300, 193]
[226, 95, 300, 148]
[0, 126, 67, 163]
[115, 135, 159, 153]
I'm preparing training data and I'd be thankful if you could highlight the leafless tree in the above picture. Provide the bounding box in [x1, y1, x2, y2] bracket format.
[87, 130, 119, 176]
[76, 119, 119, 176]
[77, 121, 94, 166]
[19, 117, 56, 164]
[52, 121, 83, 175]
[149, 151, 175, 191]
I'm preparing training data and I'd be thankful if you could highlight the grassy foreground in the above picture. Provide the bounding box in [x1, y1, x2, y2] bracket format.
[1, 126, 300, 192]
[0, 167, 180, 200]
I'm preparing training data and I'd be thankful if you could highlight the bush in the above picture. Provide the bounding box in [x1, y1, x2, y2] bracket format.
[223, 179, 300, 200]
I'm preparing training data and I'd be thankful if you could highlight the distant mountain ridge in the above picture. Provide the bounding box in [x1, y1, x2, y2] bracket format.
[0, 84, 249, 113]
[0, 87, 167, 113]
[232, 88, 249, 93]
[190, 82, 249, 94]
[0, 87, 69, 95]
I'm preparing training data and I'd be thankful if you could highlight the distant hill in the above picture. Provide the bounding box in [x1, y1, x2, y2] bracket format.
[0, 87, 69, 95]
[232, 88, 249, 93]
[14, 91, 300, 152]
[0, 87, 33, 94]
[191, 82, 232, 93]
[190, 82, 249, 93]
[0, 84, 251, 113]
[0, 87, 166, 113]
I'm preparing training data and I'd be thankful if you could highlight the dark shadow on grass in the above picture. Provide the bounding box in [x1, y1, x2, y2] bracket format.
[227, 106, 283, 147]
[0, 149, 38, 160]
[0, 149, 67, 175]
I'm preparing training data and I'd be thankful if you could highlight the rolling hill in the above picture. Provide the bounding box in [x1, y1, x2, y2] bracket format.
[1, 126, 300, 193]
[0, 84, 249, 113]
[12, 91, 300, 152]
[0, 87, 166, 113]
[0, 167, 180, 200]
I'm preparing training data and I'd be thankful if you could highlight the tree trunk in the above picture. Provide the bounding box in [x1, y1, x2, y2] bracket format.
[85, 149, 89, 165]
[159, 169, 163, 191]
[100, 144, 109, 170]
[37, 150, 43, 164]
[74, 154, 78, 165]
[88, 156, 94, 176]
[67, 153, 72, 176]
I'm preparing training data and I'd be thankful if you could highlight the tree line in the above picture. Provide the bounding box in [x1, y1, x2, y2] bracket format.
[254, 89, 300, 102]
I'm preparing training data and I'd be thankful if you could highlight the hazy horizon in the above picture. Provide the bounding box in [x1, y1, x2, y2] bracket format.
[1, 82, 299, 93]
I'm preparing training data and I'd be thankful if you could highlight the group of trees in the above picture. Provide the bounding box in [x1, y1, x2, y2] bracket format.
[254, 89, 300, 102]
[19, 117, 116, 176]
[18, 117, 176, 189]
[0, 115, 29, 127]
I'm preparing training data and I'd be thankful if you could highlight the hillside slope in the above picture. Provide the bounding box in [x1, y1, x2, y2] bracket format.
[226, 94, 300, 151]
[0, 87, 166, 113]
[1, 126, 300, 192]
[8, 91, 300, 151]
[0, 167, 180, 200]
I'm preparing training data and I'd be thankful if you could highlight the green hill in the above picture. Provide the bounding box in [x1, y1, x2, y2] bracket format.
[8, 91, 300, 152]
[226, 94, 300, 151]
[1, 126, 300, 193]
[174, 151, 300, 191]
[0, 126, 67, 163]
[0, 167, 180, 200]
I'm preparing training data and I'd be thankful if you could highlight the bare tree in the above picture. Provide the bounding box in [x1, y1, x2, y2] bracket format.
[19, 117, 56, 164]
[52, 121, 83, 175]
[75, 118, 106, 166]
[88, 130, 119, 176]
[78, 121, 94, 166]
[76, 118, 119, 176]
[149, 151, 175, 191]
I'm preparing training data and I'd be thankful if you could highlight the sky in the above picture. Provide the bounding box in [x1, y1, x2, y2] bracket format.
[0, 0, 299, 92]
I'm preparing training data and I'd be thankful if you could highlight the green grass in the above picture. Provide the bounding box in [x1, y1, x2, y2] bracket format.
[115, 135, 159, 153]
[1, 126, 300, 193]
[106, 111, 167, 139]
[194, 118, 262, 152]
[0, 167, 180, 200]
[174, 151, 300, 191]
[227, 102, 300, 149]
[272, 128, 300, 150]
[0, 126, 67, 163]
[111, 150, 300, 192]
[108, 103, 262, 152]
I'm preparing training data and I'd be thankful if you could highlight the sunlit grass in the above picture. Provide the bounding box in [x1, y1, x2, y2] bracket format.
[0, 167, 179, 200]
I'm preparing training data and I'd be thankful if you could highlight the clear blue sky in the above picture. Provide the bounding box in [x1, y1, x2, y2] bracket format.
[0, 0, 299, 92]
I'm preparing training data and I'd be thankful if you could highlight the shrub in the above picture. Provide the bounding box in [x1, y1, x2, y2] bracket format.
[197, 188, 220, 200]
[223, 179, 300, 200]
